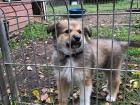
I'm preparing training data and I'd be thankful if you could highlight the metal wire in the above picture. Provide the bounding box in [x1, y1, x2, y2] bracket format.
[95, 0, 99, 104]
[0, 0, 140, 105]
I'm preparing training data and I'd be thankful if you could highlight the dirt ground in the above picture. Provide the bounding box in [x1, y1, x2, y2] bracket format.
[84, 14, 129, 26]
[4, 13, 140, 104]
[13, 14, 129, 84]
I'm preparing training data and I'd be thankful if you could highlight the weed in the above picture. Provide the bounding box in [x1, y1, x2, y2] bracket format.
[23, 23, 50, 40]
[128, 48, 140, 56]
[92, 26, 140, 41]
[9, 23, 51, 49]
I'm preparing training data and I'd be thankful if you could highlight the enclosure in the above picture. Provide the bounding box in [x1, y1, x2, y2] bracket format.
[0, 0, 140, 105]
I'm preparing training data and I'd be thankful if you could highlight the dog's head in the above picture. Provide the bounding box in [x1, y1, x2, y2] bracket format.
[47, 20, 92, 55]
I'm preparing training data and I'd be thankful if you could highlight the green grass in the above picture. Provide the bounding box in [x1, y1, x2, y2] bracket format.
[9, 22, 140, 105]
[90, 68, 140, 105]
[23, 23, 50, 40]
[128, 48, 140, 56]
[9, 23, 50, 49]
[91, 25, 140, 63]
[92, 26, 140, 41]
[10, 22, 140, 57]
[47, 0, 140, 14]
[9, 38, 20, 49]
[8, 1, 140, 104]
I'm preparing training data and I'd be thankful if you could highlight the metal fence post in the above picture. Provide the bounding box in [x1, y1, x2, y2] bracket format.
[0, 12, 19, 103]
[0, 64, 10, 105]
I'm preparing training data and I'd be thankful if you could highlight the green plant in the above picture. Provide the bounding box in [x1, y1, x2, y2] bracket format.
[47, 0, 140, 14]
[9, 38, 20, 49]
[92, 26, 140, 41]
[128, 48, 140, 56]
[9, 23, 51, 49]
[23, 23, 50, 40]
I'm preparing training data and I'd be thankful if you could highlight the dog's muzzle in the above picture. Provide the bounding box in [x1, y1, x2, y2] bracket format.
[66, 35, 82, 49]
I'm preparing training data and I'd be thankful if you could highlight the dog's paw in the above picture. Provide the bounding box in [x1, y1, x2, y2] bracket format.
[106, 95, 116, 102]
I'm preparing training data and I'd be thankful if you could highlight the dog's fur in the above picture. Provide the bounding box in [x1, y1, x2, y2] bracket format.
[47, 20, 137, 105]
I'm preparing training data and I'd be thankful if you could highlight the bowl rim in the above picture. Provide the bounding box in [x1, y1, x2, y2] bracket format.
[68, 8, 86, 12]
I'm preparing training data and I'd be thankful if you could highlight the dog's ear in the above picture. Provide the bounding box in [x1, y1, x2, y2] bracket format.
[47, 22, 62, 41]
[84, 27, 92, 41]
[84, 27, 92, 37]
[47, 22, 60, 34]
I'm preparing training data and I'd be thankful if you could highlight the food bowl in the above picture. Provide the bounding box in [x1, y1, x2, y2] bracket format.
[68, 8, 86, 18]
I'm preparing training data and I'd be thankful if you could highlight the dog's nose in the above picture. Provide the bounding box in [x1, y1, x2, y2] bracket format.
[73, 35, 81, 41]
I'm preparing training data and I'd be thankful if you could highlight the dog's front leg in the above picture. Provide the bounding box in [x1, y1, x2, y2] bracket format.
[80, 77, 92, 105]
[57, 78, 70, 105]
[105, 71, 121, 102]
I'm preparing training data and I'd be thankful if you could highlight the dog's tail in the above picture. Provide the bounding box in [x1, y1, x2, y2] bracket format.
[120, 41, 140, 49]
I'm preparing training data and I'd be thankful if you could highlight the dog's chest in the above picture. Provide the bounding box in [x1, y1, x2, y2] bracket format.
[55, 57, 84, 82]
[63, 58, 84, 82]
[53, 46, 94, 82]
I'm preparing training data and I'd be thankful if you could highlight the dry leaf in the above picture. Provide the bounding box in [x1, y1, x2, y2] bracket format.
[118, 95, 123, 100]
[131, 101, 140, 105]
[27, 66, 33, 71]
[34, 99, 40, 104]
[26, 57, 30, 60]
[54, 90, 58, 94]
[41, 93, 48, 101]
[47, 88, 54, 93]
[132, 71, 140, 76]
[42, 88, 48, 93]
[39, 74, 45, 79]
[46, 97, 54, 103]
[105, 102, 112, 105]
[100, 91, 107, 97]
[73, 90, 80, 99]
[32, 89, 40, 100]
[130, 79, 140, 89]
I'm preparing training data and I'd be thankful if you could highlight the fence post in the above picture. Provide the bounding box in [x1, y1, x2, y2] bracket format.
[0, 64, 10, 105]
[0, 12, 19, 103]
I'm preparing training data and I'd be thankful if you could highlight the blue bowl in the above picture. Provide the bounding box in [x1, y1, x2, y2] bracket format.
[68, 8, 86, 18]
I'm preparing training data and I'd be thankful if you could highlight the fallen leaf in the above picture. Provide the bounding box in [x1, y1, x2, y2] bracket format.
[20, 89, 27, 96]
[73, 90, 80, 99]
[41, 93, 48, 101]
[7, 88, 11, 94]
[26, 57, 30, 60]
[32, 89, 40, 100]
[54, 90, 58, 94]
[132, 71, 140, 76]
[46, 96, 54, 103]
[47, 88, 54, 93]
[118, 95, 123, 100]
[27, 66, 33, 71]
[130, 79, 140, 89]
[105, 102, 112, 105]
[42, 88, 48, 93]
[38, 71, 43, 74]
[100, 91, 107, 97]
[34, 99, 40, 104]
[45, 41, 47, 44]
[131, 101, 140, 105]
[39, 74, 45, 79]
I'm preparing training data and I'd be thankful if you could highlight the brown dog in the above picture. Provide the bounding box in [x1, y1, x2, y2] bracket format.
[47, 20, 139, 105]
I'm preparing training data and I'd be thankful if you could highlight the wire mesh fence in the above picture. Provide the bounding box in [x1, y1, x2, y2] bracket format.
[0, 0, 140, 105]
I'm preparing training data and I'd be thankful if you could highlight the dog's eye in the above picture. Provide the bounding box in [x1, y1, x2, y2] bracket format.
[64, 29, 72, 34]
[77, 30, 82, 34]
